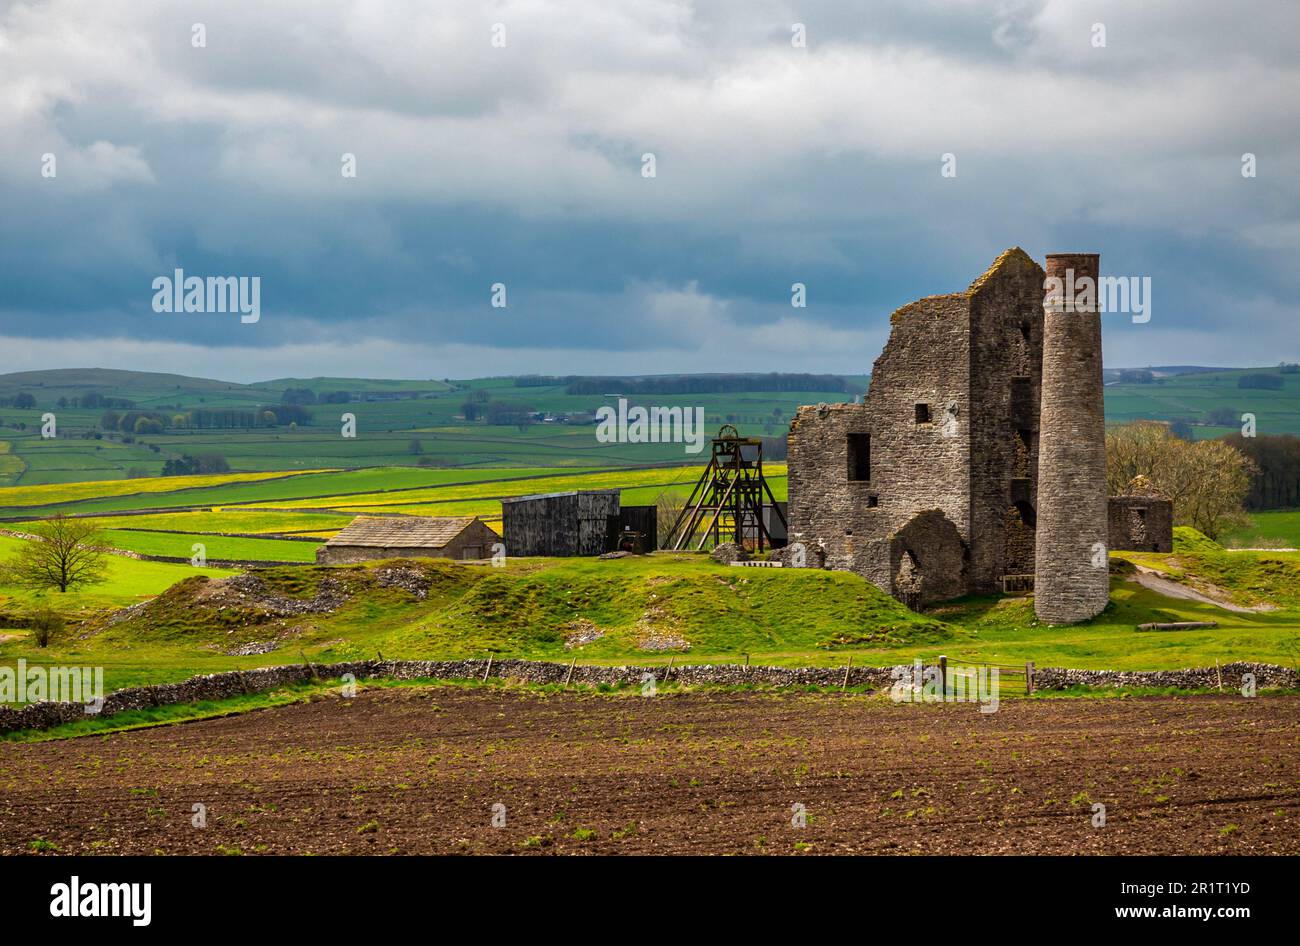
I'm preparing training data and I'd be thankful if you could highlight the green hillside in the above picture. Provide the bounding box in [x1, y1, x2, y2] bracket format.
[0, 529, 1297, 699]
[0, 370, 841, 485]
[1104, 366, 1300, 439]
[3, 365, 1298, 487]
[1, 554, 954, 693]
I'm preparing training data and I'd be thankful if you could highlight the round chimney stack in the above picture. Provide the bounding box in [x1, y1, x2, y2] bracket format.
[1034, 252, 1109, 623]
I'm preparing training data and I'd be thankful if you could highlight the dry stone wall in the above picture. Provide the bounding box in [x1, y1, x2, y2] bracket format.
[2, 658, 1294, 735]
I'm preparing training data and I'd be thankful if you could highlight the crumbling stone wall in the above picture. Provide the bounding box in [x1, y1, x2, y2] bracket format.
[967, 249, 1045, 590]
[1108, 496, 1174, 553]
[787, 402, 882, 580]
[889, 509, 966, 603]
[3, 658, 1293, 734]
[787, 249, 1046, 603]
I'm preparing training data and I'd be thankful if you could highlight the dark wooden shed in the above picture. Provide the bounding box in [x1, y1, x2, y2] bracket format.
[501, 489, 620, 556]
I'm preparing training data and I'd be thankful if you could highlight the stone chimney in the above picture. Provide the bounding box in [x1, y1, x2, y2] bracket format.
[1034, 253, 1109, 623]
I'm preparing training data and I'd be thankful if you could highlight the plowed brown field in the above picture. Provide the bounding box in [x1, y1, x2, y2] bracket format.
[2, 687, 1297, 855]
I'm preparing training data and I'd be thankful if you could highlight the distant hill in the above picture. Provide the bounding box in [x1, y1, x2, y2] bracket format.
[253, 376, 453, 394]
[0, 369, 849, 487]
[1103, 365, 1233, 382]
[1, 365, 1297, 488]
[0, 368, 256, 396]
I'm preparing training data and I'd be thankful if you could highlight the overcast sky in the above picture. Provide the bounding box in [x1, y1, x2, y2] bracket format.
[1, 0, 1297, 382]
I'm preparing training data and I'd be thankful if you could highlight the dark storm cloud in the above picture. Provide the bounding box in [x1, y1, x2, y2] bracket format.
[1, 0, 1297, 378]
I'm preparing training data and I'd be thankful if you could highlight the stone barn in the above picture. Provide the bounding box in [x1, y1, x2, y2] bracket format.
[315, 516, 499, 564]
[1108, 495, 1174, 553]
[787, 247, 1047, 605]
[502, 489, 620, 556]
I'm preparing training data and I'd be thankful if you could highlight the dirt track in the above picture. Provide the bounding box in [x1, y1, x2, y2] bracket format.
[1, 687, 1297, 855]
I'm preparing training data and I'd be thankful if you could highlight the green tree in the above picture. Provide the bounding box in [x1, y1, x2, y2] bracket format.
[1, 514, 109, 593]
[1106, 422, 1255, 538]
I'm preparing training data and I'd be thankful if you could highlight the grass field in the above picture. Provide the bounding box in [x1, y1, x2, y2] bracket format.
[2, 528, 1297, 699]
[1222, 509, 1300, 548]
[0, 469, 329, 512]
[0, 369, 833, 486]
[0, 535, 238, 616]
[1104, 367, 1300, 438]
[0, 464, 765, 562]
[94, 529, 321, 563]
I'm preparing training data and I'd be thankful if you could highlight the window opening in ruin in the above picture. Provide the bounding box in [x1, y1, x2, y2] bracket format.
[847, 432, 870, 482]
[867, 495, 879, 508]
[915, 403, 931, 424]
[1020, 322, 1031, 344]
[1010, 478, 1032, 505]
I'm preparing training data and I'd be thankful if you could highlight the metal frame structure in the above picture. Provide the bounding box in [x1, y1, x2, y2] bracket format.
[664, 425, 787, 551]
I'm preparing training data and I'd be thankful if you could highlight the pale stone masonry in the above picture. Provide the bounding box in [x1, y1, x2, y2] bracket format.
[788, 248, 1045, 606]
[1034, 253, 1110, 623]
[787, 248, 1165, 623]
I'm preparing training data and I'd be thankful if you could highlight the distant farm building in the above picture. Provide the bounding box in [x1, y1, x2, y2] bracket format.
[502, 489, 658, 555]
[1107, 496, 1174, 553]
[316, 516, 498, 564]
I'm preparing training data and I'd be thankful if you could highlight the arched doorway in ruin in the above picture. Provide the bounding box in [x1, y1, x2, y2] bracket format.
[889, 510, 967, 606]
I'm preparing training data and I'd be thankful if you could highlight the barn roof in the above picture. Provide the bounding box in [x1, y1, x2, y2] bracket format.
[325, 516, 483, 549]
[501, 489, 619, 504]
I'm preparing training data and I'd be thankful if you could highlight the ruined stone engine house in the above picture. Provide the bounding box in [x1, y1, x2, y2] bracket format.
[787, 248, 1170, 623]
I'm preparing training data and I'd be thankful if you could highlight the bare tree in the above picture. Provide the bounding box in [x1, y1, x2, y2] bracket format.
[654, 489, 687, 549]
[1105, 422, 1255, 539]
[2, 514, 110, 593]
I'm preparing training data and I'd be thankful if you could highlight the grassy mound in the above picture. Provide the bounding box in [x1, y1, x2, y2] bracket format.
[1115, 526, 1300, 611]
[87, 554, 957, 661]
[1171, 526, 1224, 554]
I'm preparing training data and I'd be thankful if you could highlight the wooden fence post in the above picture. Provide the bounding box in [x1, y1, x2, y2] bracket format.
[1026, 661, 1035, 696]
[939, 655, 947, 696]
[841, 655, 853, 691]
[665, 656, 675, 683]
[482, 656, 493, 682]
[1215, 659, 1223, 692]
[563, 655, 577, 688]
